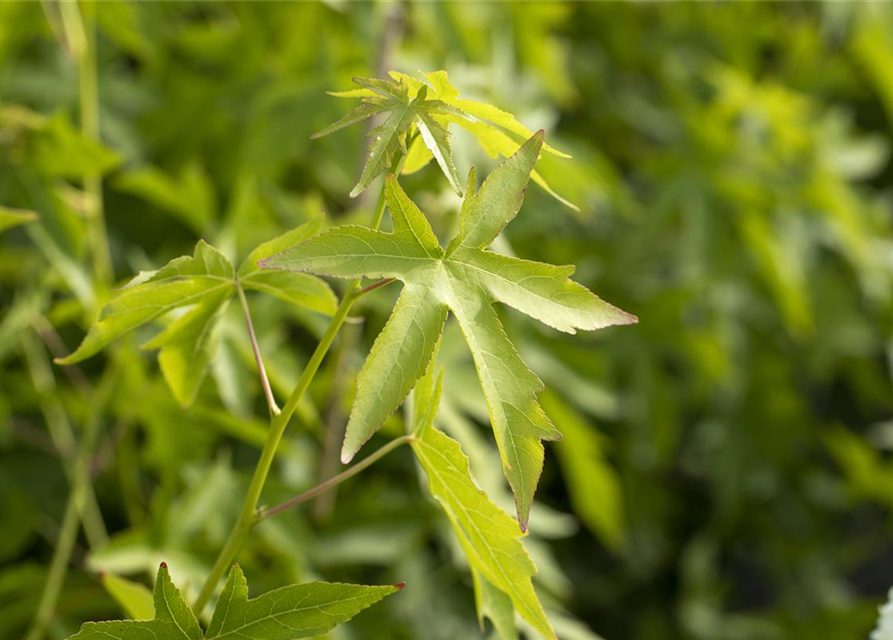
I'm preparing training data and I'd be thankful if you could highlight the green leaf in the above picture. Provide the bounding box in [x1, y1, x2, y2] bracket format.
[325, 70, 577, 208]
[142, 290, 231, 408]
[540, 390, 626, 551]
[114, 163, 216, 234]
[238, 218, 338, 316]
[472, 570, 518, 640]
[261, 132, 636, 528]
[30, 112, 120, 178]
[205, 564, 401, 640]
[412, 418, 554, 639]
[56, 241, 236, 365]
[68, 563, 201, 640]
[101, 573, 155, 621]
[57, 228, 336, 407]
[314, 75, 472, 198]
[0, 205, 37, 234]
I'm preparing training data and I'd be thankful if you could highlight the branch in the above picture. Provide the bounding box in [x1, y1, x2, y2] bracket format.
[258, 435, 414, 522]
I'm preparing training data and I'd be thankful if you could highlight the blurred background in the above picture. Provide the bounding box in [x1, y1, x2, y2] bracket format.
[3, 2, 893, 639]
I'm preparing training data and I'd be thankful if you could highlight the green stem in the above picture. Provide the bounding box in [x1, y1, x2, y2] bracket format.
[259, 435, 413, 521]
[192, 156, 406, 614]
[236, 282, 280, 416]
[24, 367, 117, 640]
[81, 1, 111, 285]
[21, 331, 108, 550]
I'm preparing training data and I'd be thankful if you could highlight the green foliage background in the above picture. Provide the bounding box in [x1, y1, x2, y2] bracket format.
[3, 2, 893, 639]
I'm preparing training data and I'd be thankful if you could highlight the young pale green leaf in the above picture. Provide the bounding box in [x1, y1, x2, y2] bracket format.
[57, 241, 235, 365]
[0, 205, 37, 234]
[101, 573, 155, 621]
[205, 564, 401, 640]
[412, 422, 554, 639]
[327, 70, 576, 209]
[261, 132, 636, 528]
[473, 570, 518, 640]
[67, 563, 201, 640]
[313, 75, 471, 198]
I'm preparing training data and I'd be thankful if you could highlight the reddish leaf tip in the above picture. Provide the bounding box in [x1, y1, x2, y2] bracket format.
[393, 581, 406, 590]
[519, 522, 528, 534]
[160, 561, 168, 569]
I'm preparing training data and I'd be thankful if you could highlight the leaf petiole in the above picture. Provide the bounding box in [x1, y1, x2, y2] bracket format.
[235, 281, 280, 416]
[257, 434, 414, 522]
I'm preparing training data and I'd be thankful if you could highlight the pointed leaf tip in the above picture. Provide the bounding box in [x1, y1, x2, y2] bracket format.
[159, 561, 167, 569]
[394, 582, 406, 590]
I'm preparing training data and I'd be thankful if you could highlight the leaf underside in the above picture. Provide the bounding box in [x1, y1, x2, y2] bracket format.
[261, 132, 636, 528]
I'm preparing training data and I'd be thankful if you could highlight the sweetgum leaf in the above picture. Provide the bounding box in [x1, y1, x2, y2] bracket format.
[238, 218, 338, 315]
[473, 570, 518, 640]
[313, 75, 472, 198]
[261, 132, 636, 527]
[205, 564, 401, 640]
[411, 405, 554, 639]
[326, 70, 577, 209]
[57, 241, 236, 365]
[57, 228, 335, 406]
[67, 563, 201, 640]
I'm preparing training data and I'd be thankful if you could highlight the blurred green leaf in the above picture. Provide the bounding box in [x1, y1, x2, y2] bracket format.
[101, 573, 154, 621]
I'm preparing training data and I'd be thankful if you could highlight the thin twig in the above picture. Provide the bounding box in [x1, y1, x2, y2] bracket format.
[24, 366, 117, 640]
[313, 319, 362, 521]
[357, 278, 396, 297]
[258, 435, 414, 522]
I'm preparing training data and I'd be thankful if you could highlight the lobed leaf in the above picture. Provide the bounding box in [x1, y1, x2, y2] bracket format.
[68, 563, 201, 640]
[412, 423, 554, 639]
[205, 564, 401, 640]
[262, 132, 636, 528]
[56, 242, 236, 365]
[322, 70, 577, 208]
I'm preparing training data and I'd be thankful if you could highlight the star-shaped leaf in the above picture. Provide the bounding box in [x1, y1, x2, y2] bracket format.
[313, 76, 470, 198]
[323, 70, 578, 210]
[261, 132, 636, 528]
[205, 564, 401, 640]
[67, 563, 201, 640]
[57, 219, 337, 407]
[67, 564, 401, 640]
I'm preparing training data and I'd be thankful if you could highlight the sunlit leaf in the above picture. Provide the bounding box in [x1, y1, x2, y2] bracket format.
[261, 132, 635, 527]
[412, 399, 554, 639]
